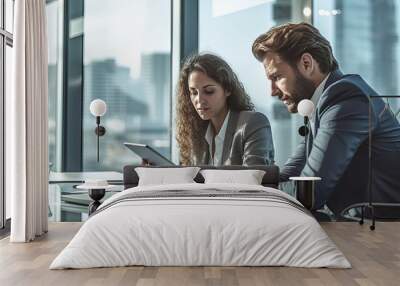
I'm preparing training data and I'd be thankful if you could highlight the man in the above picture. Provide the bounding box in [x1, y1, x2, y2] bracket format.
[252, 22, 400, 217]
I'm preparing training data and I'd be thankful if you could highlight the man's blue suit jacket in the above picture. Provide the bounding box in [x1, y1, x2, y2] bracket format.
[280, 69, 400, 216]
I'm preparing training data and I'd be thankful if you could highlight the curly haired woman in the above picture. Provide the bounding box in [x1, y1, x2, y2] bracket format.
[176, 53, 274, 166]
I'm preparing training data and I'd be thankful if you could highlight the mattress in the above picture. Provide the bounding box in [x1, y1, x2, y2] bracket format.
[50, 183, 351, 269]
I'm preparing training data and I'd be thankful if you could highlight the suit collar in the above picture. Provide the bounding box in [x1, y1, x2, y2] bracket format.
[204, 110, 231, 147]
[310, 73, 330, 114]
[316, 69, 344, 110]
[204, 111, 231, 165]
[312, 69, 344, 136]
[221, 110, 240, 163]
[199, 110, 239, 165]
[323, 69, 343, 91]
[199, 138, 209, 165]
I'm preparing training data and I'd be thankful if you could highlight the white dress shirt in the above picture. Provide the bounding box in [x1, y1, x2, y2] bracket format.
[309, 73, 330, 135]
[205, 110, 231, 166]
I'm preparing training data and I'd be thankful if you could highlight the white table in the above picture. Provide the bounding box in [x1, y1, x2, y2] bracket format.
[49, 171, 123, 184]
[48, 171, 123, 220]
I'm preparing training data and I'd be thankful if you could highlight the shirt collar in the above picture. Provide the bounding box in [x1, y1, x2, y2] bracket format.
[205, 110, 231, 146]
[310, 73, 330, 109]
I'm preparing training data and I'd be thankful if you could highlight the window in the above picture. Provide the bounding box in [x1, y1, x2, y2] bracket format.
[5, 0, 13, 32]
[45, 0, 172, 221]
[199, 0, 310, 167]
[47, 1, 399, 171]
[47, 0, 63, 172]
[1, 0, 14, 229]
[82, 0, 172, 171]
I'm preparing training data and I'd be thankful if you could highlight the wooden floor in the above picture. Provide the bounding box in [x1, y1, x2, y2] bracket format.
[0, 222, 399, 286]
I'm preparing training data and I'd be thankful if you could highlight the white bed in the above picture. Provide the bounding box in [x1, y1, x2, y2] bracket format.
[50, 183, 351, 269]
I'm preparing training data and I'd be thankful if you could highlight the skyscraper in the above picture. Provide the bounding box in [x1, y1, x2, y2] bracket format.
[335, 0, 398, 96]
[141, 53, 170, 126]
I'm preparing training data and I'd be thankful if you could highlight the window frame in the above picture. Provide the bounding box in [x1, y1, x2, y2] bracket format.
[62, 0, 178, 170]
[61, 0, 84, 171]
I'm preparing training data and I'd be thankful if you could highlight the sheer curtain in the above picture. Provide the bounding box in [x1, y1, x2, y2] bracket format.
[6, 0, 48, 242]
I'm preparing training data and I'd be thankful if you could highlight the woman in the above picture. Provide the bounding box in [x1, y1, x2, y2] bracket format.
[176, 53, 274, 166]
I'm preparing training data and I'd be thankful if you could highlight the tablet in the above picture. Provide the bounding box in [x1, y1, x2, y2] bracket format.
[124, 142, 175, 166]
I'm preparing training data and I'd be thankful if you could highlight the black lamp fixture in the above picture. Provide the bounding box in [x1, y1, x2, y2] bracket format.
[89, 99, 107, 162]
[297, 99, 315, 157]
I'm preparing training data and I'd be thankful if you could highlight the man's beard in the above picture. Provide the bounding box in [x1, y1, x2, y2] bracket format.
[286, 70, 316, 113]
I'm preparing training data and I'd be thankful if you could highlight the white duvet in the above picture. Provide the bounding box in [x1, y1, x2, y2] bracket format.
[50, 183, 351, 269]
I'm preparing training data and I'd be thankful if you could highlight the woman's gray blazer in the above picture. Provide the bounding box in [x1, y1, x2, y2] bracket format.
[194, 110, 275, 166]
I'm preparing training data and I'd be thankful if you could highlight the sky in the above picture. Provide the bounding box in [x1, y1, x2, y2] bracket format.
[84, 0, 171, 78]
[47, 1, 59, 65]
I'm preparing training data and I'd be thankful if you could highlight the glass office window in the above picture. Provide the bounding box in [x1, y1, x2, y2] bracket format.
[1, 0, 14, 228]
[199, 0, 309, 167]
[5, 44, 12, 219]
[83, 0, 172, 171]
[314, 0, 400, 113]
[5, 0, 13, 32]
[46, 0, 63, 172]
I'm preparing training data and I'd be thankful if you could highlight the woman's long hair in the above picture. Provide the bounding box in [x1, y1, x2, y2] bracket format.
[176, 53, 255, 165]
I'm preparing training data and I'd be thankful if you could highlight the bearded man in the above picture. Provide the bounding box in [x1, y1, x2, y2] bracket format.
[252, 22, 400, 218]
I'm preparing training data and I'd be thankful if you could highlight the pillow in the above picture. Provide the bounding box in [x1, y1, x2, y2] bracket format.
[200, 169, 266, 185]
[135, 167, 200, 186]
